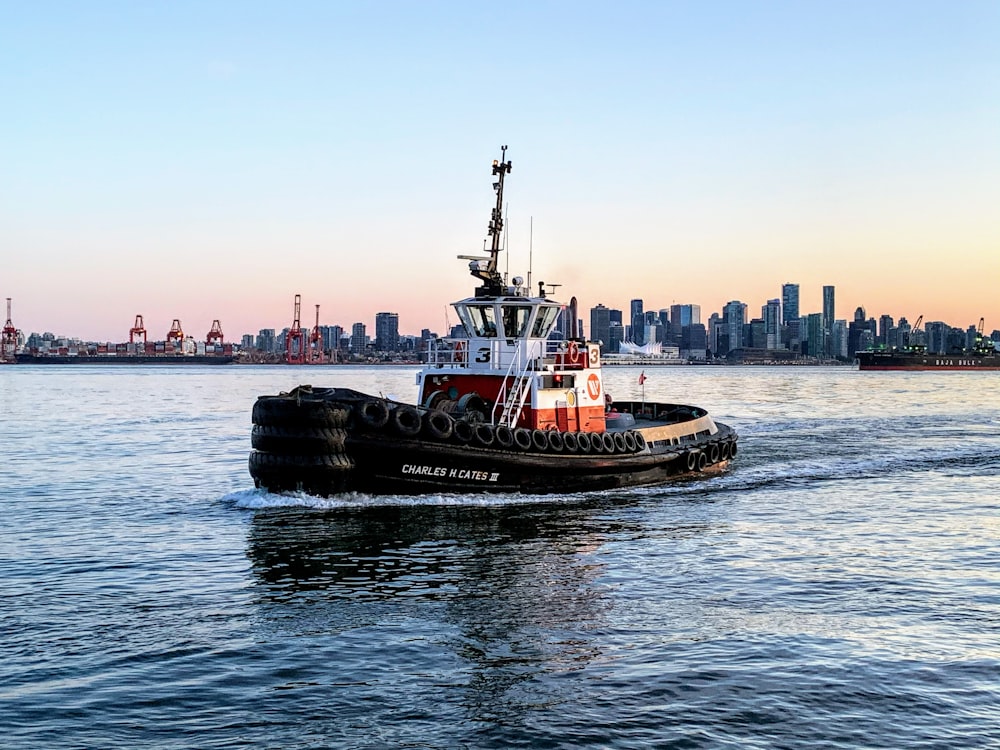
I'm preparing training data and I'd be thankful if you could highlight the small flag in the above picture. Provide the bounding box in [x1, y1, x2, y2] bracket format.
[638, 371, 646, 385]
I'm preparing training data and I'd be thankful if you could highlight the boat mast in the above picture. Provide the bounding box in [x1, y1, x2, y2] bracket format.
[470, 145, 512, 296]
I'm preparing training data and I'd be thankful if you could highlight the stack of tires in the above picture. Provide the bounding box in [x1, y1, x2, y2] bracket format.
[681, 438, 738, 473]
[249, 386, 354, 495]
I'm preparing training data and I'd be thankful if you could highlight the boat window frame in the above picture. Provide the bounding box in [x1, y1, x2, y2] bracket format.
[457, 303, 498, 338]
[500, 304, 533, 339]
[530, 304, 561, 339]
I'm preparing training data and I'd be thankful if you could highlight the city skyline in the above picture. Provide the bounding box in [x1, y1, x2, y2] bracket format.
[3, 2, 998, 340]
[14, 277, 999, 350]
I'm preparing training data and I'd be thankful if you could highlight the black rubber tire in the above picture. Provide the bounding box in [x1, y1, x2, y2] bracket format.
[720, 441, 731, 461]
[423, 409, 454, 441]
[623, 431, 638, 453]
[576, 432, 592, 453]
[546, 431, 564, 453]
[453, 420, 474, 444]
[357, 399, 390, 430]
[601, 433, 616, 453]
[390, 405, 422, 437]
[249, 450, 354, 495]
[495, 424, 515, 449]
[590, 433, 606, 454]
[562, 431, 578, 453]
[252, 396, 349, 429]
[513, 428, 533, 450]
[531, 429, 549, 452]
[730, 441, 738, 458]
[612, 432, 627, 453]
[685, 450, 698, 472]
[251, 425, 347, 455]
[709, 442, 720, 464]
[474, 423, 495, 447]
[633, 432, 647, 452]
[697, 451, 708, 471]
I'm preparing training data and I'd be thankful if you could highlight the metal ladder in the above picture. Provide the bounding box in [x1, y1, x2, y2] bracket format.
[493, 344, 534, 427]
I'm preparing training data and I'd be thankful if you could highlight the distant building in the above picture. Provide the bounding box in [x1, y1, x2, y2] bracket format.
[804, 313, 824, 358]
[823, 285, 836, 357]
[669, 304, 701, 344]
[630, 299, 644, 346]
[350, 322, 367, 355]
[781, 283, 799, 325]
[256, 328, 276, 353]
[590, 304, 611, 352]
[375, 312, 399, 352]
[763, 298, 781, 350]
[681, 323, 707, 360]
[722, 301, 747, 355]
[847, 307, 873, 357]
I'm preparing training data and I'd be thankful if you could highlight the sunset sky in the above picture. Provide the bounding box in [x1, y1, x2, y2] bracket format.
[3, 1, 998, 341]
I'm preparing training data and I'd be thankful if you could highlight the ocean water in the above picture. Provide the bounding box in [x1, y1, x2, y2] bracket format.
[1, 364, 998, 749]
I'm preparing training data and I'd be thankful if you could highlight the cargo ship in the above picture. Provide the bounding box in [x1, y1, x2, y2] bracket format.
[15, 351, 235, 365]
[856, 348, 1000, 371]
[13, 317, 236, 365]
[247, 147, 739, 496]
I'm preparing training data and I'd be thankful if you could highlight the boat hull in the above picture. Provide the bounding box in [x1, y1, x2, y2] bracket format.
[857, 351, 1000, 371]
[247, 387, 738, 496]
[14, 354, 235, 365]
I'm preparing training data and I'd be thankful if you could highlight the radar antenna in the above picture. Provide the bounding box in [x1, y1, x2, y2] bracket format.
[468, 145, 512, 296]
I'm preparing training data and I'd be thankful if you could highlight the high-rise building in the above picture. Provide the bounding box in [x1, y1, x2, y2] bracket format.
[822, 285, 835, 357]
[681, 323, 707, 361]
[669, 304, 701, 343]
[805, 312, 825, 357]
[833, 319, 848, 359]
[350, 322, 367, 354]
[375, 312, 399, 352]
[630, 299, 644, 345]
[326, 324, 344, 352]
[847, 306, 871, 357]
[590, 304, 612, 353]
[256, 328, 276, 353]
[722, 301, 747, 354]
[878, 315, 894, 348]
[763, 298, 781, 349]
[781, 283, 799, 325]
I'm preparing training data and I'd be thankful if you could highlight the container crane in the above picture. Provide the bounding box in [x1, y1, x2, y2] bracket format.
[129, 315, 147, 344]
[308, 304, 325, 364]
[167, 318, 184, 344]
[2, 298, 20, 358]
[206, 320, 224, 347]
[285, 295, 306, 364]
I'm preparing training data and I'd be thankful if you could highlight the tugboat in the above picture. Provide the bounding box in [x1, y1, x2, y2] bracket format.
[248, 148, 738, 496]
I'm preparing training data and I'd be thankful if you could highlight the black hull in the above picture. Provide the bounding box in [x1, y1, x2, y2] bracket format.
[247, 387, 738, 497]
[857, 351, 1000, 371]
[339, 430, 733, 495]
[14, 354, 235, 365]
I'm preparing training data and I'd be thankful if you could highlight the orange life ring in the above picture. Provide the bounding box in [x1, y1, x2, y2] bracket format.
[454, 342, 465, 363]
[568, 341, 579, 363]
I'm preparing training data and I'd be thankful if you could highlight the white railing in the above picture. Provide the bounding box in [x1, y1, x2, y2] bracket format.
[493, 343, 535, 427]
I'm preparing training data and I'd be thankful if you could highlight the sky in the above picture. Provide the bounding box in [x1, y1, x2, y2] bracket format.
[2, 1, 998, 341]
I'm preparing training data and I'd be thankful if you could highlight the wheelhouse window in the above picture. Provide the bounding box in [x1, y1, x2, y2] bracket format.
[501, 305, 532, 339]
[457, 304, 497, 337]
[530, 305, 560, 338]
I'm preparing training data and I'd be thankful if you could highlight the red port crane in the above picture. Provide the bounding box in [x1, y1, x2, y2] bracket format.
[167, 319, 184, 346]
[206, 320, 224, 346]
[285, 295, 305, 364]
[308, 304, 324, 364]
[129, 315, 147, 344]
[2, 298, 19, 358]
